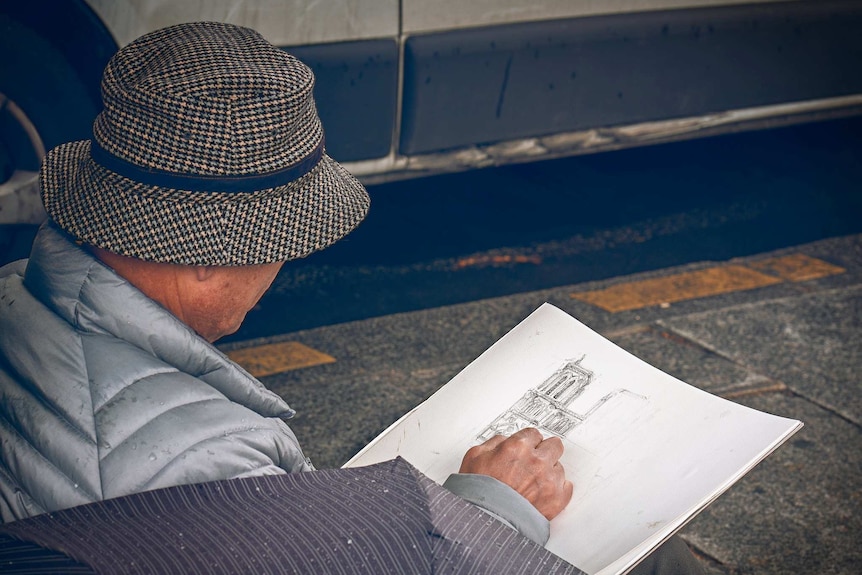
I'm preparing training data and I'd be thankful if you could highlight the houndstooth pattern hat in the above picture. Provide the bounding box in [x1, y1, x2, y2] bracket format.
[40, 22, 370, 265]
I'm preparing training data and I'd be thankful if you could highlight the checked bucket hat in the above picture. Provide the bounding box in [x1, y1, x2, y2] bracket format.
[40, 22, 370, 265]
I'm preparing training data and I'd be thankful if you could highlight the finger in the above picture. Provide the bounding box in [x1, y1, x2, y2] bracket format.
[561, 479, 574, 505]
[478, 434, 508, 450]
[548, 460, 568, 491]
[535, 435, 565, 460]
[509, 427, 544, 446]
[544, 479, 575, 520]
[537, 479, 575, 520]
[462, 435, 506, 465]
[555, 462, 572, 493]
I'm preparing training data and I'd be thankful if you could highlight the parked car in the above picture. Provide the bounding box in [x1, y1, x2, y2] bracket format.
[1, 0, 861, 260]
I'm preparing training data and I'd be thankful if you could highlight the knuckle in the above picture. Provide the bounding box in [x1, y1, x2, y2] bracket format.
[544, 435, 563, 449]
[513, 427, 542, 441]
[463, 444, 485, 460]
[497, 439, 525, 458]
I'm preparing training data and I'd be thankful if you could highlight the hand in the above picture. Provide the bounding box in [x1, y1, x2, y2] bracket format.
[459, 427, 574, 520]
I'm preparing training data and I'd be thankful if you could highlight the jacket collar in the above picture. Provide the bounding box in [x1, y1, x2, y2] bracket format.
[24, 221, 296, 419]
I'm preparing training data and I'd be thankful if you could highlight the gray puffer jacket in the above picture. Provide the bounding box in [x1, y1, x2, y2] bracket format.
[0, 223, 312, 522]
[0, 223, 549, 544]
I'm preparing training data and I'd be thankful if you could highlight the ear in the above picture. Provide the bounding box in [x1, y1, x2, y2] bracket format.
[194, 266, 217, 282]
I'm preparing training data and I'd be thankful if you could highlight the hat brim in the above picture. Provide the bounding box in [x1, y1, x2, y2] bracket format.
[40, 141, 370, 266]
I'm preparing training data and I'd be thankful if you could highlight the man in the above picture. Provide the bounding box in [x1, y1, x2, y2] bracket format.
[0, 22, 701, 573]
[0, 20, 567, 538]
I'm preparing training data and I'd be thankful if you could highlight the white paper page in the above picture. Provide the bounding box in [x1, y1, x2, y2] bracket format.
[345, 303, 802, 574]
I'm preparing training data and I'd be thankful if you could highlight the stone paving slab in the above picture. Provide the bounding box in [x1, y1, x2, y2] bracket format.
[659, 286, 862, 427]
[605, 325, 782, 398]
[683, 393, 862, 575]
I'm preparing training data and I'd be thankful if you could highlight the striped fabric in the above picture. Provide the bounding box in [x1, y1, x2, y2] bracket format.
[0, 458, 583, 574]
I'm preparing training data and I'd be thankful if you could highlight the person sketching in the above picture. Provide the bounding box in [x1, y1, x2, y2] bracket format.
[0, 22, 701, 574]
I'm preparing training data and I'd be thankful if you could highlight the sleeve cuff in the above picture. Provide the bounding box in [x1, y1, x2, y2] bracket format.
[442, 473, 550, 546]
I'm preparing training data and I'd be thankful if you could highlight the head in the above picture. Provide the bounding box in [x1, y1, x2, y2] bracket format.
[39, 22, 370, 341]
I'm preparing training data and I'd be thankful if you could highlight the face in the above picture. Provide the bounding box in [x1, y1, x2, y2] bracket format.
[189, 262, 284, 342]
[91, 246, 285, 343]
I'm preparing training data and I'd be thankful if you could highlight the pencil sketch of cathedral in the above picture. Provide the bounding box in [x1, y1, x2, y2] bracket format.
[477, 356, 645, 441]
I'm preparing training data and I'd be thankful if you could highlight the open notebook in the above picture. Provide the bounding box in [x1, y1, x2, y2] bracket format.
[344, 303, 802, 575]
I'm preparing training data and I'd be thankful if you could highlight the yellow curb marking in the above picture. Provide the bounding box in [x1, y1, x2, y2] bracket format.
[454, 254, 543, 269]
[570, 255, 844, 313]
[747, 253, 846, 282]
[227, 341, 335, 378]
[720, 382, 789, 399]
[571, 265, 782, 312]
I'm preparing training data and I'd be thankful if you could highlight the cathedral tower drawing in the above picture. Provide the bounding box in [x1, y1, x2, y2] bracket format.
[478, 356, 643, 441]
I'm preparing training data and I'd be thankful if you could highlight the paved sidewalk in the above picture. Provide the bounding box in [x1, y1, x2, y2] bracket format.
[222, 232, 862, 574]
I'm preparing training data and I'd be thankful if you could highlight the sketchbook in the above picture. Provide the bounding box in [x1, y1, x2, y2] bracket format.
[344, 303, 802, 575]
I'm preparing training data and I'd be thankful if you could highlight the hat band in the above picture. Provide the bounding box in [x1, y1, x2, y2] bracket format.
[89, 138, 325, 193]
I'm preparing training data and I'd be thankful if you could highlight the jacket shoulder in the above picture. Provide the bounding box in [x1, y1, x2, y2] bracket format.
[83, 333, 310, 499]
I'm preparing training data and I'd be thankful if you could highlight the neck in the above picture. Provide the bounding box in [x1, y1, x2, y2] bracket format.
[91, 247, 194, 328]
